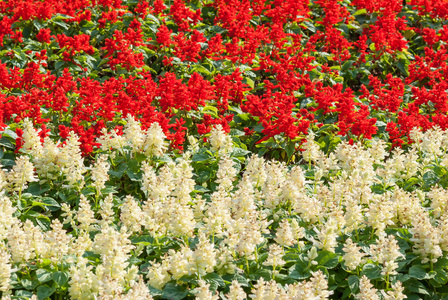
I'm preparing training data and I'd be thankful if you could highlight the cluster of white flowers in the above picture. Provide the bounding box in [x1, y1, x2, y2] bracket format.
[100, 114, 167, 157]
[3, 123, 448, 298]
[91, 154, 110, 194]
[210, 124, 233, 154]
[5, 155, 38, 192]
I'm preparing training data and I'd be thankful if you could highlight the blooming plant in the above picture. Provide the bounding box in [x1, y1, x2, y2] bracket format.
[2, 0, 448, 299]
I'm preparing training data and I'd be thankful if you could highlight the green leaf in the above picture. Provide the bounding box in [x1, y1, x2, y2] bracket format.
[36, 285, 55, 300]
[353, 8, 367, 16]
[397, 58, 409, 76]
[148, 285, 163, 297]
[102, 186, 118, 194]
[192, 153, 211, 162]
[23, 26, 32, 39]
[423, 171, 439, 188]
[252, 269, 273, 281]
[285, 142, 295, 159]
[26, 182, 50, 196]
[403, 177, 420, 191]
[244, 77, 254, 89]
[36, 269, 52, 283]
[134, 152, 147, 163]
[204, 273, 225, 290]
[316, 251, 339, 269]
[127, 169, 142, 181]
[222, 273, 249, 287]
[348, 275, 359, 293]
[289, 255, 312, 280]
[161, 282, 188, 300]
[40, 197, 61, 211]
[231, 147, 250, 157]
[409, 265, 428, 280]
[302, 20, 316, 33]
[15, 290, 34, 298]
[53, 271, 69, 286]
[36, 215, 51, 231]
[108, 163, 127, 179]
[405, 279, 429, 295]
[361, 264, 382, 280]
[193, 185, 210, 193]
[196, 169, 212, 183]
[20, 278, 39, 290]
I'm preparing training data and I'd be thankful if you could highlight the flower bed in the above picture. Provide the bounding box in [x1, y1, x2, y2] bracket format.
[1, 0, 448, 299]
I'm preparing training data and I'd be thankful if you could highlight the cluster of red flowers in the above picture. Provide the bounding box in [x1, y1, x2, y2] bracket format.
[1, 0, 448, 155]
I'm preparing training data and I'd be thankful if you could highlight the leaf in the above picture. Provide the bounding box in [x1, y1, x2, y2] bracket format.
[204, 273, 225, 290]
[285, 142, 295, 159]
[161, 282, 188, 300]
[108, 163, 127, 179]
[423, 171, 439, 188]
[403, 177, 420, 191]
[22, 25, 32, 39]
[353, 8, 367, 16]
[316, 251, 339, 269]
[192, 153, 211, 162]
[36, 285, 55, 300]
[36, 215, 51, 231]
[404, 279, 429, 295]
[397, 58, 409, 76]
[20, 278, 39, 290]
[244, 77, 254, 89]
[222, 273, 249, 287]
[15, 290, 34, 298]
[26, 182, 50, 196]
[193, 185, 210, 193]
[289, 265, 311, 280]
[302, 20, 316, 33]
[348, 275, 359, 293]
[40, 197, 61, 211]
[252, 269, 273, 281]
[408, 265, 428, 280]
[361, 264, 382, 280]
[134, 152, 147, 163]
[196, 169, 212, 183]
[36, 269, 52, 283]
[3, 128, 18, 140]
[231, 147, 250, 157]
[127, 169, 142, 181]
[148, 285, 163, 297]
[53, 271, 69, 286]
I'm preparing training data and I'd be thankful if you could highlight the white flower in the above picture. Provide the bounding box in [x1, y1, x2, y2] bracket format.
[0, 247, 11, 292]
[91, 154, 110, 193]
[147, 259, 171, 289]
[275, 219, 295, 247]
[68, 257, 99, 300]
[143, 122, 167, 157]
[381, 281, 407, 300]
[123, 114, 145, 152]
[76, 194, 96, 232]
[120, 195, 143, 233]
[6, 155, 38, 192]
[369, 235, 404, 277]
[21, 118, 43, 158]
[210, 124, 233, 154]
[342, 238, 366, 271]
[226, 280, 246, 300]
[193, 232, 217, 276]
[262, 243, 285, 270]
[194, 280, 219, 300]
[302, 131, 322, 163]
[355, 276, 379, 300]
